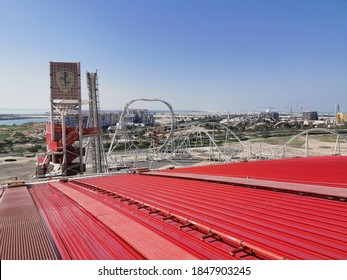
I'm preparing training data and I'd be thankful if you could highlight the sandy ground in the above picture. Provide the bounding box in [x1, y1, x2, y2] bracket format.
[1, 134, 347, 185]
[0, 156, 37, 184]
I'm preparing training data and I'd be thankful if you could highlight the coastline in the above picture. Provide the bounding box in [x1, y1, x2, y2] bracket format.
[0, 113, 49, 126]
[0, 115, 48, 121]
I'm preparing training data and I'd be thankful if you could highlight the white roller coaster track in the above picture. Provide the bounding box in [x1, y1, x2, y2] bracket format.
[107, 99, 176, 166]
[107, 99, 346, 167]
[268, 128, 344, 159]
[168, 122, 256, 162]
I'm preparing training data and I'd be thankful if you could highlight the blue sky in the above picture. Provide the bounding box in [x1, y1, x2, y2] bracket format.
[0, 0, 346, 113]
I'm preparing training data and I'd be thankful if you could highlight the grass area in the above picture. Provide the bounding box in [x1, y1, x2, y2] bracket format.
[317, 135, 339, 143]
[1, 124, 30, 132]
[0, 122, 45, 131]
[287, 139, 305, 148]
[0, 132, 10, 141]
[251, 135, 293, 145]
[250, 135, 306, 148]
[265, 137, 291, 145]
[0, 122, 46, 154]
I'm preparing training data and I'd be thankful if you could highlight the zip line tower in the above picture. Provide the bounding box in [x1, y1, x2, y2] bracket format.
[36, 62, 104, 177]
[87, 71, 108, 173]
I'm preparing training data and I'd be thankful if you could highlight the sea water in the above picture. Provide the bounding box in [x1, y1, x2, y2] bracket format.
[0, 108, 49, 125]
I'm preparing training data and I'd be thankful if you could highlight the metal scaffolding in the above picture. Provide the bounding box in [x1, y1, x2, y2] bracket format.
[87, 71, 108, 173]
[36, 62, 105, 178]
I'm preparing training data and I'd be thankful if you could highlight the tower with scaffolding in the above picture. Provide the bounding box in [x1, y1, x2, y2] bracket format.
[36, 62, 107, 177]
[86, 71, 108, 173]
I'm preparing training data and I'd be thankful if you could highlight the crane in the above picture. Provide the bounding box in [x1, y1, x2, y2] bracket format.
[258, 106, 275, 113]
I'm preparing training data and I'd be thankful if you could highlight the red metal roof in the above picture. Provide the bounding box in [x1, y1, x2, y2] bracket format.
[72, 172, 347, 259]
[143, 172, 347, 199]
[3, 156, 347, 260]
[29, 183, 145, 260]
[0, 187, 59, 260]
[167, 156, 347, 187]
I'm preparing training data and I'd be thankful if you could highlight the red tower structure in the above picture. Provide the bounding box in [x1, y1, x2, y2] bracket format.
[36, 62, 101, 177]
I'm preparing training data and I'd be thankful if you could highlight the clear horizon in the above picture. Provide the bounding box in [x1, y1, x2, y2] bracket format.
[0, 107, 337, 115]
[1, 0, 346, 113]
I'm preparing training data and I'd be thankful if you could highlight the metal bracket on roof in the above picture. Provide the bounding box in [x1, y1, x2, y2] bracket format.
[138, 203, 148, 210]
[230, 245, 255, 257]
[162, 213, 174, 221]
[201, 233, 216, 240]
[149, 207, 160, 215]
[179, 223, 195, 230]
[128, 200, 137, 205]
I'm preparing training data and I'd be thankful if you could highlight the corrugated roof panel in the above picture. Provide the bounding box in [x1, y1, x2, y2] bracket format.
[29, 183, 146, 260]
[50, 181, 198, 260]
[0, 187, 59, 260]
[143, 172, 347, 199]
[77, 171, 347, 259]
[63, 180, 246, 260]
[4, 156, 346, 260]
[166, 156, 347, 187]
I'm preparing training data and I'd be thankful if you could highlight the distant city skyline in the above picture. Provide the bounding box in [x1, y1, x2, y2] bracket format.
[1, 0, 346, 113]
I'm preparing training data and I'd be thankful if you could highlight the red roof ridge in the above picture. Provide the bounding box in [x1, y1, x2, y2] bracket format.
[142, 171, 347, 200]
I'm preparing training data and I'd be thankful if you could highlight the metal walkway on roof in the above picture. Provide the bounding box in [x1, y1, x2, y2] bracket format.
[0, 187, 59, 260]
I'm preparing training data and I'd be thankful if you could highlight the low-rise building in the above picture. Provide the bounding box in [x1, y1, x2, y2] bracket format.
[302, 111, 318, 121]
[64, 111, 120, 128]
[124, 109, 154, 126]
